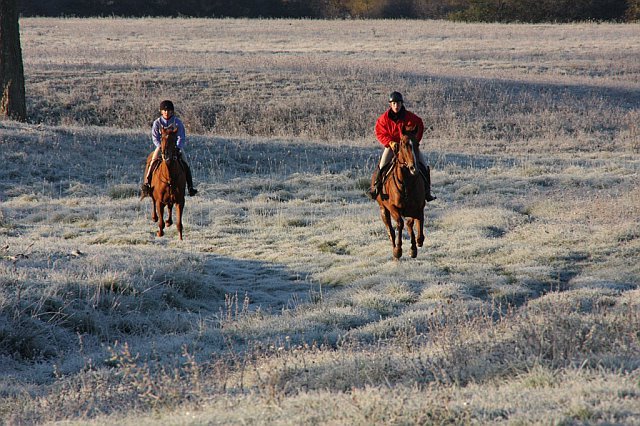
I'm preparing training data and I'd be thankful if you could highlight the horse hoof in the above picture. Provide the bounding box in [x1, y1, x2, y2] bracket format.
[165, 221, 172, 228]
[152, 216, 158, 222]
[157, 231, 164, 237]
[393, 248, 402, 259]
[411, 248, 418, 258]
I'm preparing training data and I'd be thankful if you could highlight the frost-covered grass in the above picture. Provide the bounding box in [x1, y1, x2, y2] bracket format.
[20, 18, 640, 152]
[0, 17, 638, 425]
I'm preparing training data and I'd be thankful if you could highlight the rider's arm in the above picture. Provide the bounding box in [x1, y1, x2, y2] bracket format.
[407, 112, 425, 144]
[176, 119, 186, 150]
[375, 113, 395, 147]
[151, 120, 161, 148]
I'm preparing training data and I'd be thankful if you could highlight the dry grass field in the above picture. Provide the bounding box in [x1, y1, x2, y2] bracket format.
[0, 18, 639, 424]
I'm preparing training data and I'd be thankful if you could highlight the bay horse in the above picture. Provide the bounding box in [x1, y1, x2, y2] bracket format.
[372, 127, 426, 259]
[144, 125, 186, 240]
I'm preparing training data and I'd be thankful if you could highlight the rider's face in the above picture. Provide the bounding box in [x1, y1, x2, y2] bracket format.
[160, 109, 174, 120]
[390, 101, 402, 113]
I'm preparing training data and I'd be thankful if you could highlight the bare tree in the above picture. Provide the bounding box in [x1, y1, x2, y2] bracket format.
[0, 0, 26, 121]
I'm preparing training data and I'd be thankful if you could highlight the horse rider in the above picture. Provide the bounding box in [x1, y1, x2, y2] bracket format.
[368, 91, 436, 202]
[141, 100, 198, 197]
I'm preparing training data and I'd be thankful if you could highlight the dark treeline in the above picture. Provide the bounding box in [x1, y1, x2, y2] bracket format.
[19, 0, 640, 22]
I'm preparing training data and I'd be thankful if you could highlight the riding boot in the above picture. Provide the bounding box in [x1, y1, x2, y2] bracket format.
[141, 160, 160, 196]
[418, 163, 437, 202]
[368, 167, 384, 200]
[181, 159, 198, 196]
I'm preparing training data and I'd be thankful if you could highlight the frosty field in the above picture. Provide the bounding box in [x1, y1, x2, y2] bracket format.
[0, 18, 639, 424]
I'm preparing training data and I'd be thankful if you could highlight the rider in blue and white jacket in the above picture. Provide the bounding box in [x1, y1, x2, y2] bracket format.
[142, 100, 198, 196]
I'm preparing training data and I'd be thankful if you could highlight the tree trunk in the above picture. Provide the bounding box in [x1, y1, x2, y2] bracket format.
[0, 0, 27, 121]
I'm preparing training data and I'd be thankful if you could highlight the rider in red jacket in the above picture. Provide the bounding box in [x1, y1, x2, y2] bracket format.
[369, 91, 436, 201]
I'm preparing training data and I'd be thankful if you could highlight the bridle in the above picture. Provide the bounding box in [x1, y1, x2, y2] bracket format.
[390, 139, 418, 201]
[157, 125, 181, 193]
[394, 139, 417, 173]
[160, 125, 178, 163]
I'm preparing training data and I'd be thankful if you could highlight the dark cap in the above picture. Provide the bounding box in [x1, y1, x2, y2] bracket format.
[159, 100, 174, 111]
[389, 91, 404, 103]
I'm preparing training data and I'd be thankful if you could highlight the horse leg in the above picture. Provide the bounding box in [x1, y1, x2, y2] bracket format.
[393, 215, 404, 259]
[176, 201, 184, 241]
[379, 206, 395, 247]
[156, 201, 165, 237]
[407, 218, 418, 258]
[151, 198, 158, 223]
[165, 203, 173, 228]
[416, 213, 425, 248]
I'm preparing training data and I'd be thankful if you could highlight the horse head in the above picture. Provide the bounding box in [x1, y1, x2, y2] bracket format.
[396, 126, 418, 175]
[160, 125, 178, 163]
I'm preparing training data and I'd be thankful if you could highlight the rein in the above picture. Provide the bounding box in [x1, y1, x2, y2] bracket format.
[159, 124, 179, 189]
[161, 151, 179, 162]
[388, 140, 417, 201]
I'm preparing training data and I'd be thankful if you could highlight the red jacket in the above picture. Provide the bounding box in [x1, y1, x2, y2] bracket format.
[375, 107, 424, 148]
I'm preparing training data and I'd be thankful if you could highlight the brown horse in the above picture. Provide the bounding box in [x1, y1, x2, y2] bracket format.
[372, 128, 426, 259]
[144, 126, 186, 240]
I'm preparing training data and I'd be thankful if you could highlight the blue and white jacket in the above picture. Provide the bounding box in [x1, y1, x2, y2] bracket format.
[151, 116, 186, 150]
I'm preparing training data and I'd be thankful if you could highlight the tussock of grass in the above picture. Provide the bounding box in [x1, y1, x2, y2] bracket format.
[108, 184, 139, 200]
